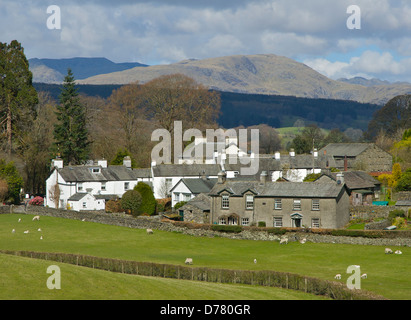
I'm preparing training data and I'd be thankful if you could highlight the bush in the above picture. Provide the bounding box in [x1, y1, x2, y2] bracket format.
[105, 199, 122, 213]
[134, 182, 156, 215]
[388, 209, 406, 222]
[120, 190, 142, 216]
[211, 225, 243, 233]
[393, 217, 407, 229]
[174, 201, 187, 211]
[257, 221, 266, 227]
[28, 196, 44, 206]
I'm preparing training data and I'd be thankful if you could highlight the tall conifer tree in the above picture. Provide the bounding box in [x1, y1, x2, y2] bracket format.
[53, 69, 90, 164]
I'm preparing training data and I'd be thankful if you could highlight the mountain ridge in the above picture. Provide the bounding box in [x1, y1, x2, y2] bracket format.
[31, 54, 411, 105]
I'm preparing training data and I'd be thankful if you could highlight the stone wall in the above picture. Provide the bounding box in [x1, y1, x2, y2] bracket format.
[350, 205, 392, 220]
[2, 204, 410, 247]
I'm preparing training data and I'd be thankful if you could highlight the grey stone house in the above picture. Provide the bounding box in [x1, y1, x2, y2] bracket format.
[178, 193, 211, 224]
[315, 171, 381, 206]
[208, 171, 350, 229]
[319, 143, 392, 172]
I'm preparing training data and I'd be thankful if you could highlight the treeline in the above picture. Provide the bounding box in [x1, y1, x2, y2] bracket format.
[33, 84, 381, 132]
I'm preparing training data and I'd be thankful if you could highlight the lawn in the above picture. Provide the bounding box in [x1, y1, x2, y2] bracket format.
[1, 213, 410, 299]
[0, 253, 328, 300]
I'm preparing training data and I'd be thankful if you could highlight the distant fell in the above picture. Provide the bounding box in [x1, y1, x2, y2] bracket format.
[76, 54, 411, 105]
[29, 57, 147, 83]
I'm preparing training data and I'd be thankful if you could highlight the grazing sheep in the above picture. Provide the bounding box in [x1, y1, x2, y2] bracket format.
[81, 218, 86, 222]
[12, 229, 15, 233]
[37, 228, 41, 232]
[18, 218, 21, 222]
[361, 273, 367, 279]
[334, 274, 341, 280]
[23, 230, 29, 234]
[385, 248, 393, 254]
[299, 238, 307, 244]
[146, 228, 153, 234]
[185, 258, 193, 265]
[32, 215, 40, 221]
[254, 259, 257, 264]
[395, 250, 402, 255]
[40, 236, 43, 240]
[280, 237, 288, 245]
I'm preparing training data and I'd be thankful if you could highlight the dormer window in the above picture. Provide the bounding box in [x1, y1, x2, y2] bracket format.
[91, 168, 100, 173]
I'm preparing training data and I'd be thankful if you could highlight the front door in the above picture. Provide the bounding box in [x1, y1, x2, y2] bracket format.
[291, 213, 303, 228]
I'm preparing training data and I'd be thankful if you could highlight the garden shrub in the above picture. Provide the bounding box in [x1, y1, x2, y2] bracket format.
[105, 199, 122, 213]
[134, 182, 156, 215]
[211, 225, 243, 233]
[174, 201, 187, 211]
[28, 196, 44, 206]
[120, 190, 142, 216]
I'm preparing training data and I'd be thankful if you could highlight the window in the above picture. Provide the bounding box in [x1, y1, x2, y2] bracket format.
[219, 217, 227, 225]
[312, 218, 320, 228]
[312, 199, 320, 211]
[293, 199, 301, 210]
[101, 182, 106, 191]
[183, 193, 191, 202]
[242, 218, 249, 226]
[222, 195, 229, 209]
[82, 202, 87, 209]
[78, 183, 83, 192]
[274, 199, 282, 210]
[124, 182, 130, 190]
[273, 217, 283, 227]
[246, 195, 254, 209]
[174, 192, 180, 201]
[92, 168, 100, 173]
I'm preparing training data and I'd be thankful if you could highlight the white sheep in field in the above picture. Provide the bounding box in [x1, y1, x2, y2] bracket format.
[254, 259, 257, 264]
[32, 215, 40, 221]
[37, 228, 41, 232]
[334, 274, 341, 280]
[40, 236, 43, 240]
[299, 238, 307, 244]
[23, 230, 29, 234]
[146, 228, 153, 235]
[185, 258, 193, 265]
[18, 218, 21, 222]
[279, 237, 288, 245]
[361, 273, 367, 279]
[12, 229, 15, 233]
[395, 250, 402, 255]
[385, 248, 393, 254]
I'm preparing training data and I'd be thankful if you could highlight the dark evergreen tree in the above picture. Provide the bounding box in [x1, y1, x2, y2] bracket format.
[134, 182, 156, 215]
[53, 69, 90, 164]
[0, 40, 38, 155]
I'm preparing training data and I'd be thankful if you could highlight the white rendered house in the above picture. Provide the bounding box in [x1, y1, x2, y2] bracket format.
[45, 157, 151, 211]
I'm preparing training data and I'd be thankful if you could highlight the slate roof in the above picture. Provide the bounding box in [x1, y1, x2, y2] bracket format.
[209, 180, 346, 198]
[171, 178, 218, 194]
[68, 193, 92, 201]
[58, 165, 145, 182]
[180, 193, 211, 211]
[152, 164, 221, 177]
[319, 143, 372, 157]
[317, 171, 380, 190]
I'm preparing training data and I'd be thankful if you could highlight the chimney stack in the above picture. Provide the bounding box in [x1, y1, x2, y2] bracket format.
[344, 155, 348, 171]
[218, 171, 226, 184]
[289, 148, 295, 157]
[336, 172, 344, 185]
[123, 156, 132, 169]
[260, 171, 267, 184]
[274, 151, 280, 160]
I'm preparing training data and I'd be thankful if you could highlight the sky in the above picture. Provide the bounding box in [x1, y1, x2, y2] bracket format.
[1, 0, 411, 82]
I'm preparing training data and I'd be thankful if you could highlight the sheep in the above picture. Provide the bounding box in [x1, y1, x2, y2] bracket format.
[18, 218, 21, 222]
[299, 238, 307, 244]
[40, 236, 43, 240]
[185, 258, 193, 265]
[361, 273, 367, 279]
[385, 248, 393, 254]
[32, 215, 40, 221]
[37, 228, 41, 232]
[146, 228, 154, 235]
[81, 218, 86, 222]
[279, 237, 288, 245]
[334, 274, 341, 280]
[254, 259, 257, 264]
[23, 230, 29, 234]
[395, 250, 402, 255]
[12, 229, 15, 233]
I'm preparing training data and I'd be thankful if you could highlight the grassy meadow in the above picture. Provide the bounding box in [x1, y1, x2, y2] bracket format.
[0, 213, 410, 300]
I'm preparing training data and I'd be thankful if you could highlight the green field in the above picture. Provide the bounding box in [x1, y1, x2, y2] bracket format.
[1, 213, 410, 300]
